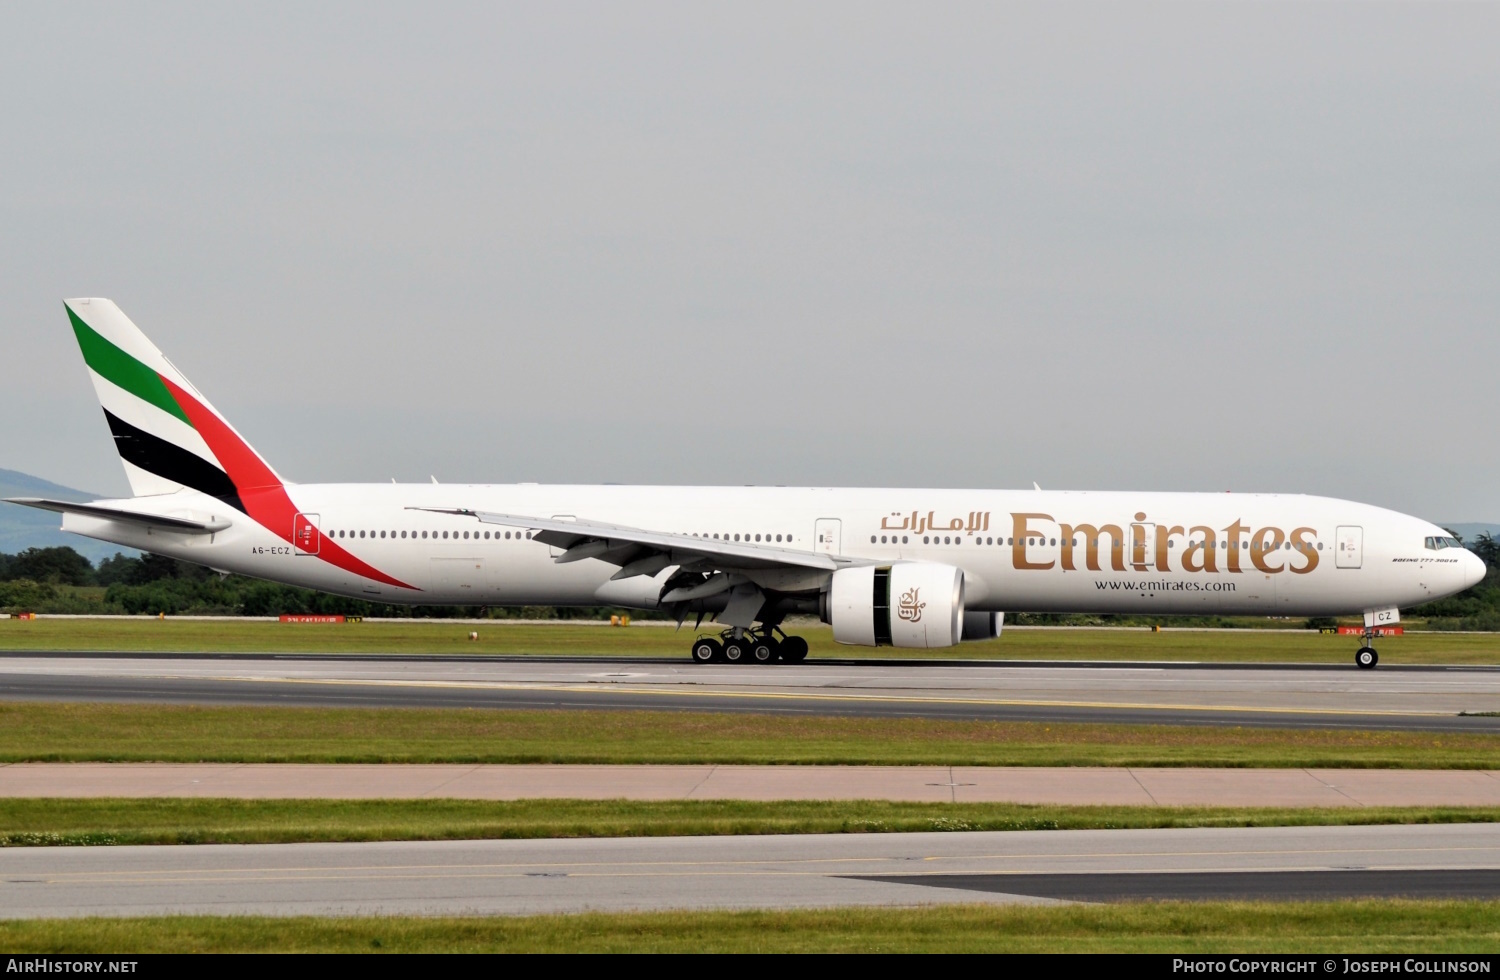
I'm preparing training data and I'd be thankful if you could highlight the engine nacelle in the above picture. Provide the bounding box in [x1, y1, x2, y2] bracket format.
[823, 562, 964, 648]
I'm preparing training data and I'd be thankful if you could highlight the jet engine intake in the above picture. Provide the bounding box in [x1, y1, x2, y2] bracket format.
[822, 562, 964, 648]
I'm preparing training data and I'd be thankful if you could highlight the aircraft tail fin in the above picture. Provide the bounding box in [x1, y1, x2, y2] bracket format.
[64, 298, 284, 510]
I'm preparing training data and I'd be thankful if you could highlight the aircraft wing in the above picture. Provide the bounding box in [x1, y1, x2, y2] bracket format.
[4, 498, 233, 535]
[410, 507, 852, 577]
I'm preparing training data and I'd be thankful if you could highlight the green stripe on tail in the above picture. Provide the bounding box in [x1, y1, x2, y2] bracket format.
[66, 304, 192, 426]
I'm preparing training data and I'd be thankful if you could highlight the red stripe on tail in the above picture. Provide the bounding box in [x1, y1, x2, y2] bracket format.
[160, 376, 416, 591]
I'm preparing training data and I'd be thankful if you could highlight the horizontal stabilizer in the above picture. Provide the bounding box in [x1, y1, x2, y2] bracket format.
[3, 498, 232, 535]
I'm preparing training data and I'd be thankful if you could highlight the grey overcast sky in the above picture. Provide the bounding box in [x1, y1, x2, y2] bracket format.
[2, 2, 1496, 520]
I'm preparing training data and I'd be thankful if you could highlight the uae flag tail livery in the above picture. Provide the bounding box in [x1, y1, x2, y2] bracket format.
[66, 298, 276, 507]
[57, 298, 410, 589]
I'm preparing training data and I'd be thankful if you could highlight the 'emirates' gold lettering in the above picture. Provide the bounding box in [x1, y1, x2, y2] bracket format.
[1181, 525, 1218, 573]
[875, 508, 1325, 577]
[1222, 520, 1248, 573]
[1156, 524, 1184, 573]
[1289, 527, 1319, 574]
[1251, 526, 1287, 573]
[1011, 513, 1055, 570]
[1060, 523, 1125, 572]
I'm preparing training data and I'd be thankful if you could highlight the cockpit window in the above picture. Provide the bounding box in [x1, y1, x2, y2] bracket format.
[1424, 536, 1465, 550]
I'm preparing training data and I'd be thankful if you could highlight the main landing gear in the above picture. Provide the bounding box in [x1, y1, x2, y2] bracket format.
[1355, 628, 1379, 670]
[690, 628, 809, 665]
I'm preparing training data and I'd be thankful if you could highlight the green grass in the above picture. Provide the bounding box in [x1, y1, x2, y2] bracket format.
[2, 618, 1498, 663]
[2, 902, 1498, 952]
[1, 703, 1496, 768]
[1, 798, 1498, 847]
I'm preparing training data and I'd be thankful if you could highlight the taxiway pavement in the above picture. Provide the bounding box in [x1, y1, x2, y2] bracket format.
[5, 763, 1500, 807]
[1, 654, 1498, 731]
[2, 823, 1497, 918]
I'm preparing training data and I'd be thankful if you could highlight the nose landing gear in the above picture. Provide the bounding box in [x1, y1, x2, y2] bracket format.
[689, 627, 808, 664]
[1355, 627, 1379, 669]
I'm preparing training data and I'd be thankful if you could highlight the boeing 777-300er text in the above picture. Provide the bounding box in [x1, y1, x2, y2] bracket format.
[7, 300, 1487, 668]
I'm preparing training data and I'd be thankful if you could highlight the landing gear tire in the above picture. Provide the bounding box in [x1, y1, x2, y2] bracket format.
[723, 639, 749, 663]
[691, 638, 722, 664]
[1356, 646, 1378, 670]
[750, 638, 778, 664]
[779, 636, 809, 663]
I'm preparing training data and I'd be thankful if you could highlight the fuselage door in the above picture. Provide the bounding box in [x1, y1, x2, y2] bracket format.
[1130, 521, 1157, 571]
[293, 513, 320, 555]
[814, 518, 842, 556]
[1336, 525, 1363, 569]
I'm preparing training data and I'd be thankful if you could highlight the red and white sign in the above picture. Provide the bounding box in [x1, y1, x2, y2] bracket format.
[1336, 626, 1403, 636]
[279, 614, 344, 623]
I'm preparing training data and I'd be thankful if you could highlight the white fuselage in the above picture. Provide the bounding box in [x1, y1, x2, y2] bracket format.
[61, 484, 1484, 617]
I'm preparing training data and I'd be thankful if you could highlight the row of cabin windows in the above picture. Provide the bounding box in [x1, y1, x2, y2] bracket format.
[870, 534, 1324, 552]
[690, 533, 793, 543]
[330, 529, 534, 540]
[328, 529, 795, 544]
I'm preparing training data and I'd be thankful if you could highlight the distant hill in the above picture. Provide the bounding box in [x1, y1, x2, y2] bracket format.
[0, 469, 139, 564]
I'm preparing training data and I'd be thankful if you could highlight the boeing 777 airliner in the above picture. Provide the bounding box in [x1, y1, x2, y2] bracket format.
[7, 300, 1486, 668]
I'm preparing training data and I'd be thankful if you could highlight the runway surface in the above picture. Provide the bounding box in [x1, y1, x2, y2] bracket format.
[6, 763, 1500, 807]
[2, 653, 1500, 731]
[3, 824, 1497, 918]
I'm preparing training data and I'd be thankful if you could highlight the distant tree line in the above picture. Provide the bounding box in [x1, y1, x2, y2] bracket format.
[1, 533, 1497, 627]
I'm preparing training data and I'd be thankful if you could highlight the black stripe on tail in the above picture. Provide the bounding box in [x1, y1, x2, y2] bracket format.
[103, 409, 246, 513]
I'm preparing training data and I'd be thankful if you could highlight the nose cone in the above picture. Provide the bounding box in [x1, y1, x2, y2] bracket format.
[1463, 549, 1488, 589]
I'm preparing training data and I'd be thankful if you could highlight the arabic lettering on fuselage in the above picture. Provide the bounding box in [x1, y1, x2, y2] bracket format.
[877, 510, 1323, 575]
[880, 511, 991, 535]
